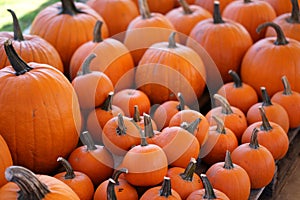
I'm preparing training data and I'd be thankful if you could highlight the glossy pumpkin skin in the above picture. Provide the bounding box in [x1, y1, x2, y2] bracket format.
[194, 0, 234, 14]
[0, 135, 13, 187]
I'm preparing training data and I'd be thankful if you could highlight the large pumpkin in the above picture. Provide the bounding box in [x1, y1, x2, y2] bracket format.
[0, 40, 81, 174]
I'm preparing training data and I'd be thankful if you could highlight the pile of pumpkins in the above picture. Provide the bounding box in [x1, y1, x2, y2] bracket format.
[0, 0, 300, 199]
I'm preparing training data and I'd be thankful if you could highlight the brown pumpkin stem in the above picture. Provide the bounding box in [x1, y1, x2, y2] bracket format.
[181, 118, 201, 135]
[138, 0, 152, 19]
[213, 94, 233, 114]
[261, 87, 273, 106]
[7, 9, 24, 41]
[244, 0, 252, 3]
[59, 0, 85, 16]
[287, 0, 300, 23]
[81, 53, 96, 75]
[133, 105, 141, 122]
[213, 1, 225, 24]
[107, 178, 117, 200]
[256, 22, 289, 45]
[282, 75, 292, 95]
[5, 166, 50, 200]
[249, 127, 260, 149]
[4, 39, 32, 75]
[180, 158, 197, 181]
[80, 131, 97, 151]
[212, 115, 226, 134]
[176, 92, 186, 111]
[93, 20, 103, 43]
[178, 0, 193, 14]
[57, 157, 76, 179]
[116, 113, 127, 135]
[259, 106, 273, 131]
[160, 177, 173, 197]
[229, 70, 242, 88]
[101, 92, 114, 112]
[140, 136, 149, 147]
[112, 168, 128, 185]
[223, 150, 234, 169]
[144, 113, 155, 138]
[168, 32, 177, 48]
[200, 174, 217, 199]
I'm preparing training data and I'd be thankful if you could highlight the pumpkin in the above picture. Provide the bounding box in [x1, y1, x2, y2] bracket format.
[0, 39, 81, 174]
[0, 9, 63, 72]
[0, 134, 13, 187]
[72, 53, 114, 110]
[29, 0, 109, 77]
[266, 0, 300, 42]
[136, 32, 206, 105]
[186, 174, 230, 200]
[194, 0, 233, 14]
[68, 131, 114, 186]
[132, 0, 175, 14]
[0, 166, 80, 200]
[187, 1, 253, 83]
[264, 0, 300, 16]
[165, 0, 212, 44]
[242, 106, 289, 160]
[217, 70, 259, 114]
[246, 87, 290, 133]
[271, 76, 300, 128]
[206, 150, 251, 200]
[222, 0, 276, 42]
[139, 177, 182, 199]
[231, 128, 276, 189]
[200, 116, 239, 165]
[167, 158, 203, 199]
[240, 22, 300, 98]
[54, 157, 94, 200]
[86, 0, 139, 37]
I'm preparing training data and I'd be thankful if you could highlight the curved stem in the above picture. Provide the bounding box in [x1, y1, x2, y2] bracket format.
[4, 39, 32, 75]
[80, 131, 97, 151]
[176, 92, 186, 111]
[133, 105, 141, 123]
[282, 76, 292, 95]
[287, 0, 300, 23]
[178, 0, 193, 14]
[256, 22, 289, 45]
[81, 53, 96, 75]
[116, 113, 127, 135]
[259, 106, 273, 131]
[144, 113, 155, 138]
[7, 9, 24, 41]
[213, 94, 233, 114]
[249, 127, 260, 149]
[212, 115, 226, 134]
[181, 118, 201, 135]
[180, 158, 197, 181]
[101, 92, 114, 111]
[223, 150, 234, 169]
[93, 20, 103, 43]
[261, 87, 273, 106]
[160, 177, 172, 197]
[5, 166, 50, 200]
[57, 157, 76, 179]
[200, 174, 217, 199]
[59, 0, 84, 16]
[228, 70, 242, 88]
[213, 1, 225, 24]
[168, 32, 177, 48]
[112, 168, 128, 185]
[107, 178, 117, 200]
[138, 0, 152, 19]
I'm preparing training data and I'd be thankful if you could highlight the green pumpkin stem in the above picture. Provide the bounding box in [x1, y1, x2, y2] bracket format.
[176, 92, 186, 111]
[261, 87, 273, 106]
[160, 177, 173, 197]
[213, 94, 234, 114]
[133, 105, 141, 123]
[223, 150, 234, 169]
[107, 178, 117, 200]
[112, 168, 128, 185]
[81, 53, 96, 75]
[57, 157, 76, 179]
[213, 1, 225, 24]
[144, 113, 155, 138]
[4, 39, 32, 75]
[259, 106, 273, 131]
[200, 174, 217, 199]
[256, 22, 289, 45]
[101, 92, 114, 112]
[168, 32, 177, 48]
[138, 0, 152, 19]
[179, 0, 193, 14]
[249, 128, 260, 149]
[282, 76, 293, 95]
[5, 166, 50, 200]
[229, 70, 242, 88]
[80, 131, 97, 151]
[116, 113, 127, 135]
[181, 118, 201, 135]
[180, 158, 197, 181]
[59, 0, 84, 16]
[213, 115, 226, 134]
[93, 20, 103, 43]
[288, 0, 300, 23]
[7, 9, 24, 41]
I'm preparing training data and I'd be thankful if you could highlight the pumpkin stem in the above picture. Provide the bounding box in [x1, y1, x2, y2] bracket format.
[140, 136, 149, 147]
[5, 166, 50, 200]
[229, 70, 242, 88]
[176, 92, 186, 111]
[93, 20, 103, 43]
[288, 0, 300, 23]
[282, 75, 292, 95]
[249, 128, 260, 149]
[159, 177, 173, 197]
[133, 105, 141, 123]
[112, 168, 128, 185]
[223, 150, 234, 169]
[244, 0, 252, 3]
[213, 1, 225, 24]
[7, 9, 24, 41]
[101, 92, 114, 112]
[4, 39, 32, 75]
[80, 131, 97, 151]
[213, 93, 233, 114]
[181, 118, 201, 136]
[59, 0, 85, 16]
[261, 87, 273, 106]
[212, 115, 226, 134]
[144, 113, 155, 138]
[107, 178, 117, 200]
[116, 113, 127, 135]
[57, 157, 76, 179]
[81, 53, 96, 75]
[180, 158, 197, 181]
[168, 32, 177, 48]
[259, 106, 273, 131]
[200, 174, 217, 199]
[256, 22, 289, 45]
[178, 0, 193, 14]
[138, 0, 152, 19]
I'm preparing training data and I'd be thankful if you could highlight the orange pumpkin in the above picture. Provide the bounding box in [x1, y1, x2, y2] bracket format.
[194, 0, 233, 14]
[132, 0, 175, 14]
[0, 134, 12, 187]
[264, 0, 300, 16]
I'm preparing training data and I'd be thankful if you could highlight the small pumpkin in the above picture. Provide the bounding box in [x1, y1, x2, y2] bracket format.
[0, 134, 13, 187]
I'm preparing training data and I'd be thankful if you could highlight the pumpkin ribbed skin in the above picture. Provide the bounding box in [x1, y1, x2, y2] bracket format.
[0, 135, 12, 187]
